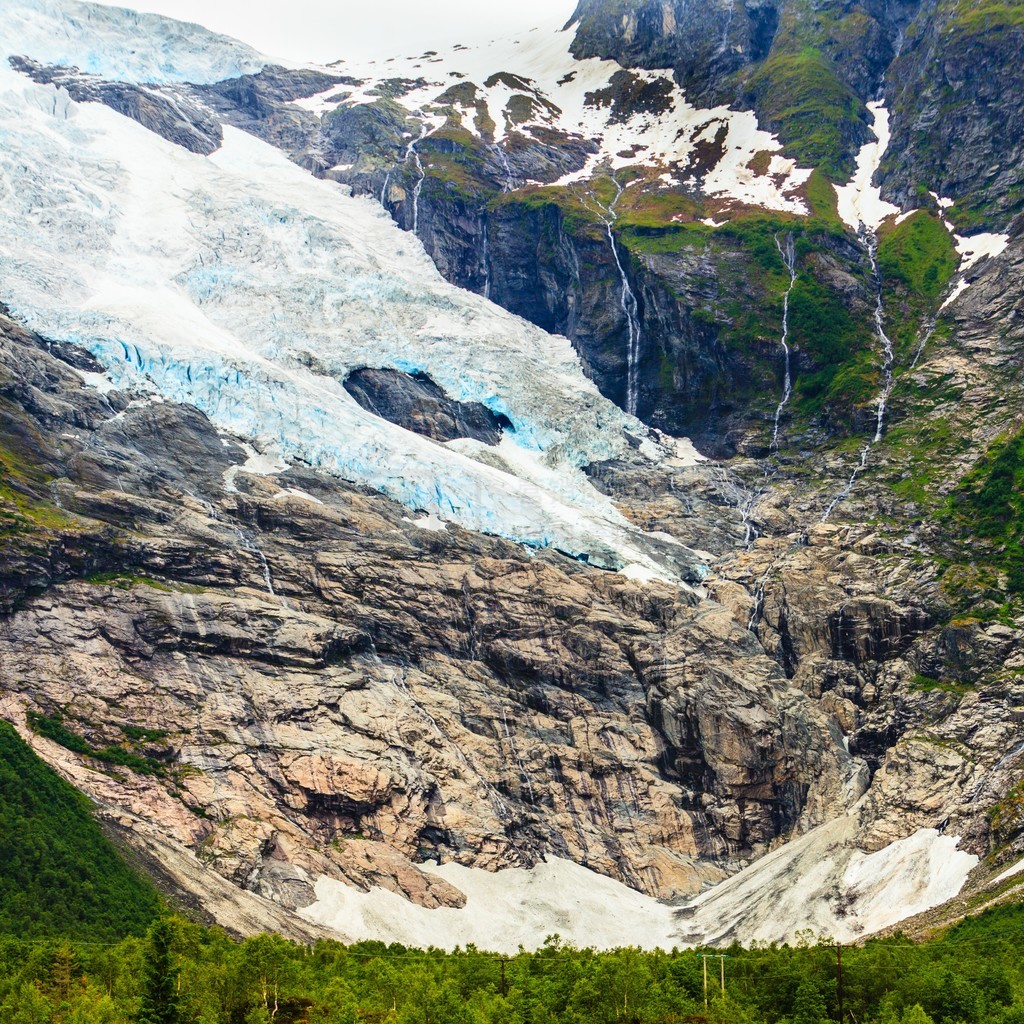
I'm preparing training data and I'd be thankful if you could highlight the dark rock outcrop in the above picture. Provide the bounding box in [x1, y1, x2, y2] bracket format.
[881, 2, 1024, 230]
[9, 56, 224, 155]
[343, 368, 510, 445]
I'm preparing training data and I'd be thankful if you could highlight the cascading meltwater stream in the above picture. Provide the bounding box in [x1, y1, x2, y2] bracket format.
[867, 230, 895, 443]
[482, 215, 492, 299]
[404, 120, 430, 235]
[492, 142, 516, 193]
[770, 232, 797, 453]
[602, 176, 642, 418]
[820, 224, 895, 521]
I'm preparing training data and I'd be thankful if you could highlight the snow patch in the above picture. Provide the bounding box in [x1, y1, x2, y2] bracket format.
[679, 821, 976, 947]
[223, 446, 289, 492]
[301, 858, 675, 953]
[955, 231, 1010, 272]
[933, 200, 1009, 308]
[941, 278, 971, 311]
[620, 563, 667, 583]
[272, 487, 324, 505]
[992, 857, 1024, 886]
[301, 822, 976, 951]
[74, 367, 118, 394]
[835, 102, 899, 232]
[403, 513, 448, 532]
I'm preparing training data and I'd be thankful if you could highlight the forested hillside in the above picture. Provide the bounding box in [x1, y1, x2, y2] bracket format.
[0, 721, 160, 943]
[4, 903, 1024, 1023]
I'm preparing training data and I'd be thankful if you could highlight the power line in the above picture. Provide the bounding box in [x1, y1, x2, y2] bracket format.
[697, 954, 727, 1008]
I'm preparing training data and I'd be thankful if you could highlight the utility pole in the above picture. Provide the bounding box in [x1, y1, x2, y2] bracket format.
[697, 954, 728, 1008]
[837, 943, 844, 1024]
[500, 957, 507, 998]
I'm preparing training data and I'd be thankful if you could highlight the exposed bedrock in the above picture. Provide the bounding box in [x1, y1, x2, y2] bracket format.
[0, 310, 862, 918]
[343, 368, 510, 445]
[9, 56, 224, 154]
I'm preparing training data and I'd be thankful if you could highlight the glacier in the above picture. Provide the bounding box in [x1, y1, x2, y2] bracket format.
[0, 12, 695, 577]
[0, 0, 268, 84]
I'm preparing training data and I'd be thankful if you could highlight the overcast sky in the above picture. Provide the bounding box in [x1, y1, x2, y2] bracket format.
[88, 0, 575, 64]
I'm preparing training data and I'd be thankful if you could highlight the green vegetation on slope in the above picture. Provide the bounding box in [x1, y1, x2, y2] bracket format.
[746, 45, 865, 181]
[4, 901, 1024, 1023]
[878, 212, 958, 306]
[878, 211, 959, 362]
[27, 711, 169, 778]
[789, 273, 875, 419]
[950, 427, 1024, 594]
[946, 0, 1024, 36]
[0, 720, 160, 942]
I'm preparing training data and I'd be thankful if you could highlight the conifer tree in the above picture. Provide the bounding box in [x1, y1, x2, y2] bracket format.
[137, 918, 183, 1024]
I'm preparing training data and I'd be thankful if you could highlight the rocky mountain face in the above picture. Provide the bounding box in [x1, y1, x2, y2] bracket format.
[2, 0, 1024, 947]
[0, 308, 858, 934]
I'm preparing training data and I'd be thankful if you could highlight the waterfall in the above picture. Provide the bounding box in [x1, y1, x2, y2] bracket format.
[233, 526, 275, 596]
[770, 232, 797, 453]
[481, 215, 492, 299]
[502, 707, 536, 805]
[866, 229, 895, 443]
[820, 226, 894, 521]
[379, 168, 391, 207]
[748, 572, 767, 631]
[740, 488, 762, 548]
[910, 320, 935, 370]
[492, 142, 516, 193]
[404, 121, 430, 235]
[600, 176, 642, 417]
[719, 0, 737, 55]
[820, 442, 871, 522]
[411, 151, 424, 234]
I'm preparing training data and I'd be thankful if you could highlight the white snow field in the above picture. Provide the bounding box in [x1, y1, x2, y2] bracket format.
[301, 819, 977, 951]
[298, 7, 811, 212]
[0, 6, 701, 577]
[835, 102, 900, 233]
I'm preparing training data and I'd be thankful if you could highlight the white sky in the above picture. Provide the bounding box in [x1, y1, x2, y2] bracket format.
[87, 0, 575, 64]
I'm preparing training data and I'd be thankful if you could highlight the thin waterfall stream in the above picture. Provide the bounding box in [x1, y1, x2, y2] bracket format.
[867, 230, 895, 443]
[602, 177, 642, 417]
[492, 142, 516, 193]
[821, 225, 895, 521]
[404, 121, 430, 235]
[770, 232, 797, 453]
[482, 215, 492, 299]
[571, 174, 643, 417]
